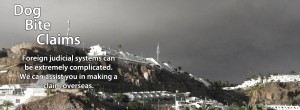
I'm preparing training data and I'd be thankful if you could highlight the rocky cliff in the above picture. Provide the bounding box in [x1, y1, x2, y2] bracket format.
[0, 43, 78, 84]
[247, 82, 300, 105]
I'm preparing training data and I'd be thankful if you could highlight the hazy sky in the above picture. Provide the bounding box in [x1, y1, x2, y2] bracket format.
[1, 0, 300, 83]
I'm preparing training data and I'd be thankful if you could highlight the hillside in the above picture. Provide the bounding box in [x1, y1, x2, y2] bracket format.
[0, 43, 208, 97]
[0, 43, 253, 108]
[246, 82, 300, 105]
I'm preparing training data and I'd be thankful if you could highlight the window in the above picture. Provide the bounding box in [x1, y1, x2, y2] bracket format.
[16, 99, 20, 103]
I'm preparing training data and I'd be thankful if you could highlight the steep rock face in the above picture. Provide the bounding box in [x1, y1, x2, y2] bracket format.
[116, 61, 157, 84]
[248, 82, 300, 105]
[1, 66, 28, 84]
[0, 49, 7, 58]
[0, 43, 79, 84]
[141, 65, 152, 81]
[109, 58, 209, 97]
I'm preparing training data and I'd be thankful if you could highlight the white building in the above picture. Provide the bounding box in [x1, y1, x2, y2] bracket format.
[0, 84, 46, 110]
[96, 91, 113, 100]
[0, 84, 22, 95]
[123, 91, 174, 101]
[0, 75, 66, 109]
[223, 74, 300, 90]
[172, 96, 227, 110]
[266, 105, 300, 110]
[0, 70, 7, 74]
[87, 45, 107, 56]
[87, 44, 210, 87]
[145, 58, 161, 69]
[86, 44, 186, 73]
[0, 87, 46, 107]
[162, 63, 176, 73]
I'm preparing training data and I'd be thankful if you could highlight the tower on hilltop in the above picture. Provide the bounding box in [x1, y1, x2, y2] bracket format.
[156, 42, 160, 62]
[67, 18, 70, 38]
[66, 18, 70, 46]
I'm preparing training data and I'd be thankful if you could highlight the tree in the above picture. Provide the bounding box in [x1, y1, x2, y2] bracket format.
[189, 105, 198, 110]
[74, 49, 86, 57]
[200, 100, 218, 110]
[113, 93, 129, 104]
[260, 75, 264, 84]
[241, 101, 251, 110]
[289, 70, 296, 74]
[45, 88, 56, 96]
[118, 44, 122, 51]
[228, 103, 241, 110]
[167, 61, 171, 64]
[250, 75, 258, 79]
[127, 101, 140, 110]
[241, 101, 268, 110]
[0, 104, 3, 110]
[2, 100, 13, 110]
[256, 103, 267, 110]
[178, 66, 182, 71]
[223, 81, 230, 87]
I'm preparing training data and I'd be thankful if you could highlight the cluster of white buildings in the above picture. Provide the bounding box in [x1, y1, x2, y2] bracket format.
[266, 105, 300, 110]
[0, 85, 46, 107]
[223, 74, 300, 90]
[173, 97, 227, 110]
[123, 91, 175, 101]
[0, 75, 66, 109]
[87, 44, 211, 87]
[96, 91, 178, 101]
[87, 44, 107, 56]
[87, 44, 184, 74]
[173, 98, 300, 110]
[96, 90, 226, 110]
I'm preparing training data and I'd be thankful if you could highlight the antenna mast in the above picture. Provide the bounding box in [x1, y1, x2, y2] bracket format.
[66, 18, 70, 46]
[156, 42, 160, 62]
[67, 18, 70, 37]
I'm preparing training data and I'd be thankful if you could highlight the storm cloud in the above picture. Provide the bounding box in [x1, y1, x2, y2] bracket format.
[1, 0, 300, 83]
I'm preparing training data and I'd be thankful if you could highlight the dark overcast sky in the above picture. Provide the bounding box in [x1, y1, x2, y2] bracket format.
[1, 0, 300, 83]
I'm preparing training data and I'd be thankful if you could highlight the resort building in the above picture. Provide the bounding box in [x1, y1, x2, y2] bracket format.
[87, 44, 107, 56]
[173, 96, 227, 110]
[0, 75, 66, 109]
[266, 105, 300, 110]
[223, 74, 300, 90]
